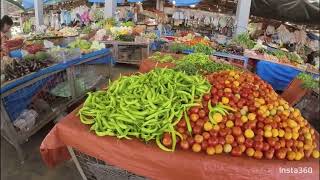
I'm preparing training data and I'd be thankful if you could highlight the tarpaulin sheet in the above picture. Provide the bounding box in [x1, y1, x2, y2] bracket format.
[251, 0, 320, 25]
[0, 48, 112, 94]
[256, 61, 319, 91]
[40, 108, 319, 180]
[169, 0, 200, 6]
[256, 61, 302, 91]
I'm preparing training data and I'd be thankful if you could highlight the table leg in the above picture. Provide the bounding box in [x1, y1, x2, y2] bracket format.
[67, 146, 88, 180]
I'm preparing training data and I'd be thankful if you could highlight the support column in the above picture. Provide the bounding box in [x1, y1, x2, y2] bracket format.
[234, 0, 252, 35]
[156, 0, 164, 11]
[156, 0, 160, 10]
[159, 0, 164, 11]
[34, 0, 44, 29]
[1, 0, 8, 18]
[104, 0, 117, 18]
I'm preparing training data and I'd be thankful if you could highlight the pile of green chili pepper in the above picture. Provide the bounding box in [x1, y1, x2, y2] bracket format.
[78, 68, 211, 152]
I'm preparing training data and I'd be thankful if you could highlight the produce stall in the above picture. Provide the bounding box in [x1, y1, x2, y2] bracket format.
[103, 41, 150, 65]
[40, 110, 319, 180]
[1, 48, 113, 162]
[39, 53, 319, 179]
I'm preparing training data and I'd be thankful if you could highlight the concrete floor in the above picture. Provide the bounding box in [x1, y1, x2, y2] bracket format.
[1, 64, 139, 180]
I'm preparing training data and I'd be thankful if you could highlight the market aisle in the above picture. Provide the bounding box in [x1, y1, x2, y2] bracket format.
[1, 64, 139, 180]
[1, 124, 81, 180]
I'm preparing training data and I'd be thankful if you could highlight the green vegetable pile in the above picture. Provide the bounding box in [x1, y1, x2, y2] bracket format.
[115, 34, 135, 42]
[78, 68, 211, 151]
[192, 43, 215, 55]
[287, 52, 303, 64]
[121, 21, 135, 27]
[174, 53, 236, 75]
[297, 73, 319, 91]
[232, 33, 256, 49]
[81, 26, 92, 34]
[169, 43, 214, 55]
[169, 43, 189, 53]
[149, 52, 177, 63]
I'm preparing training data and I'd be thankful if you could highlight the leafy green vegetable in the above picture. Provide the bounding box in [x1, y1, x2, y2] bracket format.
[169, 43, 190, 53]
[115, 34, 135, 41]
[150, 52, 177, 63]
[175, 53, 236, 75]
[35, 51, 50, 61]
[297, 73, 319, 90]
[81, 26, 92, 34]
[287, 52, 303, 64]
[121, 21, 135, 27]
[192, 43, 215, 55]
[170, 42, 214, 55]
[271, 49, 287, 59]
[232, 33, 256, 49]
[79, 68, 211, 152]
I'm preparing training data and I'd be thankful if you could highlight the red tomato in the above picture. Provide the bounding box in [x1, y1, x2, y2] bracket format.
[180, 140, 190, 150]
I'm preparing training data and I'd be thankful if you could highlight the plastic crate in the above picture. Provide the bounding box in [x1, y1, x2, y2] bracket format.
[68, 147, 147, 180]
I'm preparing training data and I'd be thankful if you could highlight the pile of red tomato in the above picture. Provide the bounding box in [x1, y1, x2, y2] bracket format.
[166, 70, 319, 160]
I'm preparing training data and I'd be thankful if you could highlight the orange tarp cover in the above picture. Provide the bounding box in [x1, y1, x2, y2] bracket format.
[40, 109, 319, 180]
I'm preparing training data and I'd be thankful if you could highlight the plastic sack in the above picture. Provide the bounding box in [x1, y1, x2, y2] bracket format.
[13, 109, 38, 132]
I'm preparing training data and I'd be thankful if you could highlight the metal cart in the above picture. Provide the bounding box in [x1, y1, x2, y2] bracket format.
[0, 49, 113, 163]
[67, 146, 147, 180]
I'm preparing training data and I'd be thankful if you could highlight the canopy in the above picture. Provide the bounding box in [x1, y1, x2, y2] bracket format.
[88, 0, 125, 3]
[169, 0, 201, 6]
[251, 0, 320, 25]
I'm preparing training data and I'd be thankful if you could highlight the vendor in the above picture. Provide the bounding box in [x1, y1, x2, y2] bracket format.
[0, 15, 13, 56]
[1, 15, 23, 58]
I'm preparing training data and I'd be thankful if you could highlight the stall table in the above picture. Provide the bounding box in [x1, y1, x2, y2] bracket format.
[102, 41, 150, 65]
[1, 49, 113, 162]
[244, 51, 319, 91]
[40, 107, 319, 180]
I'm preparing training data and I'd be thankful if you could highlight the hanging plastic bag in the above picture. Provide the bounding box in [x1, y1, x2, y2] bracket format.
[13, 109, 38, 132]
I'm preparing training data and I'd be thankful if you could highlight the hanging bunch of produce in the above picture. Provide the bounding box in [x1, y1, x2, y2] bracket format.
[22, 19, 33, 34]
[78, 68, 211, 151]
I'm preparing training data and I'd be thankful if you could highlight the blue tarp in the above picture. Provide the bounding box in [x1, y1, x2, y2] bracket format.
[256, 61, 304, 91]
[88, 0, 125, 3]
[169, 0, 201, 6]
[88, 0, 140, 3]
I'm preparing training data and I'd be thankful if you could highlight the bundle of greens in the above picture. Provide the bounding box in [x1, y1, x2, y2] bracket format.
[169, 43, 189, 53]
[149, 52, 177, 63]
[297, 73, 319, 90]
[174, 53, 236, 75]
[232, 33, 256, 49]
[192, 43, 215, 55]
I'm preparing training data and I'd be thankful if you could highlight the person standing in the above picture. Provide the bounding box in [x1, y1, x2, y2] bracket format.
[0, 15, 14, 57]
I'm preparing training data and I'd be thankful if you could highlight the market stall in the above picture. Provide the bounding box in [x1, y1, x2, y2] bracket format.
[1, 1, 319, 180]
[40, 110, 319, 180]
[1, 48, 113, 161]
[39, 53, 319, 180]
